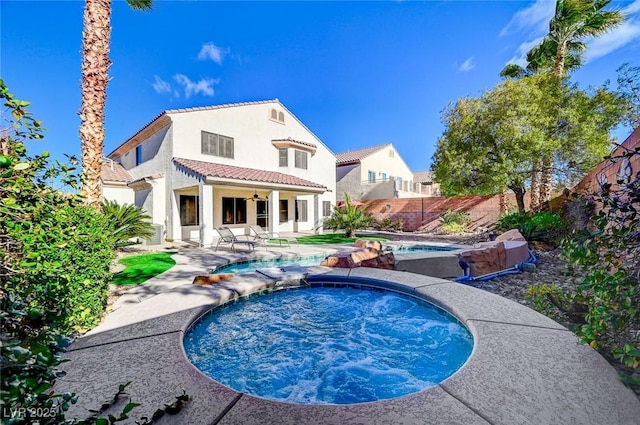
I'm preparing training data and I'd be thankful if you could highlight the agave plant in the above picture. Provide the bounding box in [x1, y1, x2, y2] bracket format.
[102, 199, 155, 247]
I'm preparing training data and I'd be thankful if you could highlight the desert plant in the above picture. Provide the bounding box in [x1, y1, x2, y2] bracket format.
[439, 209, 471, 234]
[376, 217, 404, 232]
[497, 211, 566, 243]
[323, 194, 376, 238]
[102, 199, 155, 247]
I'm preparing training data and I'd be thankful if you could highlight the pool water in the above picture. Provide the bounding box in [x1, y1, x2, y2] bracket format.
[212, 245, 457, 274]
[212, 255, 327, 274]
[183, 286, 473, 405]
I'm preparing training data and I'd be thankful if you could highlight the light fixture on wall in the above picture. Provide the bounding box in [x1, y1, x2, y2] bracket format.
[385, 204, 391, 211]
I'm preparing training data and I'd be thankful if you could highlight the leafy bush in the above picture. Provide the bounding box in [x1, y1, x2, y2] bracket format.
[376, 217, 404, 232]
[323, 194, 376, 238]
[527, 145, 639, 385]
[439, 209, 471, 234]
[102, 199, 155, 247]
[497, 211, 566, 243]
[1, 80, 116, 333]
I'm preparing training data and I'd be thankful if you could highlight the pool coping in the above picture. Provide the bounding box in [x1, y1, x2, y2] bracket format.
[58, 265, 640, 425]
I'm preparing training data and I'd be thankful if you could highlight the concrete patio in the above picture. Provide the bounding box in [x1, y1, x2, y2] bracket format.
[57, 244, 640, 424]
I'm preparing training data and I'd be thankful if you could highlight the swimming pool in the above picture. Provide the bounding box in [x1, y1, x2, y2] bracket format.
[183, 285, 473, 405]
[212, 245, 457, 274]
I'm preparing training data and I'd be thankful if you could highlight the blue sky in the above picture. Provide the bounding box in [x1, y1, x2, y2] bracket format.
[2, 0, 639, 173]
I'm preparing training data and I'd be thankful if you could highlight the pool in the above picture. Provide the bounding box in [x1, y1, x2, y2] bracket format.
[183, 285, 473, 405]
[212, 245, 458, 275]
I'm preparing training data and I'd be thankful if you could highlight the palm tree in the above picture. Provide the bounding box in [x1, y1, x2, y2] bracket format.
[79, 0, 152, 210]
[535, 0, 623, 207]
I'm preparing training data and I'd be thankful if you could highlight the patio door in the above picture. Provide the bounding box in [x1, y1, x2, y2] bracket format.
[256, 200, 269, 230]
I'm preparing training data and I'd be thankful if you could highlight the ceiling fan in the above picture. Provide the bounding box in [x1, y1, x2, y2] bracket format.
[246, 190, 267, 202]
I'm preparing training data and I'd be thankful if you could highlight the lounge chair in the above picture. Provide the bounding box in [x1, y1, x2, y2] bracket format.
[249, 225, 295, 247]
[214, 227, 256, 252]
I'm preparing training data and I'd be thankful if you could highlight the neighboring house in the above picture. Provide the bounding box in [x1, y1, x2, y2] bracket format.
[101, 99, 337, 247]
[335, 143, 436, 201]
[412, 170, 441, 197]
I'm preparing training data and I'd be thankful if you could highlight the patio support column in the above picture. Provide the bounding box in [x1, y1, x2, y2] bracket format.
[314, 194, 323, 234]
[268, 190, 280, 233]
[199, 183, 214, 247]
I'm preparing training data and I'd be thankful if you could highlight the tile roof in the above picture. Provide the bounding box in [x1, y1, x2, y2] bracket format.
[271, 137, 317, 150]
[335, 144, 391, 165]
[101, 161, 132, 183]
[173, 157, 327, 189]
[413, 170, 434, 184]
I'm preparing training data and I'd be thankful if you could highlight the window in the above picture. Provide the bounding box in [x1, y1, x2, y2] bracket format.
[201, 131, 234, 158]
[322, 201, 331, 217]
[381, 173, 387, 181]
[389, 149, 395, 158]
[269, 109, 285, 123]
[294, 150, 307, 169]
[368, 170, 376, 183]
[136, 145, 143, 166]
[279, 148, 288, 167]
[295, 200, 308, 222]
[222, 197, 247, 224]
[279, 199, 289, 223]
[179, 195, 199, 226]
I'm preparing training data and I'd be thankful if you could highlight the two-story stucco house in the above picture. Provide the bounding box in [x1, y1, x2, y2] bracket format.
[101, 99, 336, 247]
[335, 144, 436, 201]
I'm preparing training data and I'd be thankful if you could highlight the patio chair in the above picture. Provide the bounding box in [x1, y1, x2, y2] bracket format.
[214, 227, 256, 252]
[249, 225, 295, 247]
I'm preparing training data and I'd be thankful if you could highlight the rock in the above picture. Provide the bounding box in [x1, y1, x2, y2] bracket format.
[520, 262, 536, 272]
[321, 251, 360, 268]
[495, 229, 526, 242]
[354, 239, 383, 250]
[193, 274, 234, 285]
[458, 242, 507, 277]
[321, 247, 394, 270]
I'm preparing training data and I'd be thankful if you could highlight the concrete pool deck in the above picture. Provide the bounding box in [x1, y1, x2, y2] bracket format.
[58, 245, 640, 424]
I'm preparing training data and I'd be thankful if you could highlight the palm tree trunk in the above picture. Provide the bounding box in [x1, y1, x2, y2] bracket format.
[498, 191, 509, 215]
[529, 160, 541, 212]
[80, 0, 112, 211]
[554, 41, 567, 78]
[539, 153, 553, 209]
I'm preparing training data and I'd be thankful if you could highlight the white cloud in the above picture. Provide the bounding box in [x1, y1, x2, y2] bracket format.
[585, 19, 640, 61]
[197, 42, 228, 64]
[499, 0, 554, 37]
[625, 0, 640, 15]
[505, 36, 545, 68]
[152, 75, 172, 94]
[458, 57, 475, 72]
[174, 74, 219, 98]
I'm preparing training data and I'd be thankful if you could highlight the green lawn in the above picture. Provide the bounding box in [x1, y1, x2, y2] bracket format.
[111, 252, 177, 286]
[295, 233, 389, 245]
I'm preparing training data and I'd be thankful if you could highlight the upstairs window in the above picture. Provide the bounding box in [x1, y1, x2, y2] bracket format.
[381, 173, 387, 181]
[202, 131, 234, 159]
[294, 150, 307, 169]
[368, 170, 376, 183]
[389, 149, 395, 158]
[270, 108, 285, 124]
[136, 145, 143, 166]
[279, 148, 288, 167]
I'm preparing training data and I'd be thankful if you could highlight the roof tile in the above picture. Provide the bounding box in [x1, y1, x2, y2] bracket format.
[335, 144, 391, 164]
[172, 157, 327, 189]
[101, 161, 133, 183]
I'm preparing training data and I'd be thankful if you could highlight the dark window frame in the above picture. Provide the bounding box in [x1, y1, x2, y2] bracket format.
[294, 149, 307, 169]
[201, 131, 234, 159]
[279, 148, 288, 167]
[279, 199, 288, 223]
[295, 199, 308, 222]
[179, 195, 199, 226]
[135, 145, 143, 166]
[222, 197, 247, 225]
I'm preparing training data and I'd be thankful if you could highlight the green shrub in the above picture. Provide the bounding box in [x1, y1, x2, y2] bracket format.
[439, 209, 471, 234]
[323, 194, 376, 238]
[497, 211, 565, 243]
[376, 217, 404, 232]
[102, 199, 155, 247]
[1, 80, 116, 333]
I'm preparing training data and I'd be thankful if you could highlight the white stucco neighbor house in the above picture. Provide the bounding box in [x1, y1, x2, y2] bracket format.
[101, 99, 337, 247]
[335, 143, 437, 201]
